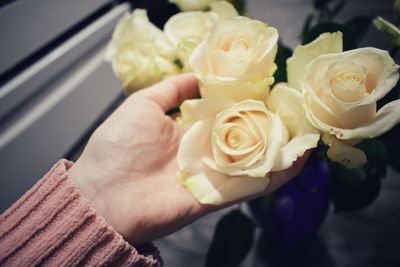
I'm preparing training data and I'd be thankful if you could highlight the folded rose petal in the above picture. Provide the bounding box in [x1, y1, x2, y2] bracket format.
[197, 74, 274, 102]
[180, 98, 234, 128]
[307, 99, 400, 140]
[182, 165, 270, 205]
[322, 133, 367, 168]
[179, 120, 214, 174]
[287, 32, 343, 91]
[266, 84, 320, 171]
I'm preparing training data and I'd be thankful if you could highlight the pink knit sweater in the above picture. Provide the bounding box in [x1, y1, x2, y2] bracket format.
[0, 160, 162, 266]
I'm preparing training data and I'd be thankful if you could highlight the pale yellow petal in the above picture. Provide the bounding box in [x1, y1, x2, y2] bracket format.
[199, 74, 273, 102]
[164, 11, 217, 46]
[266, 84, 320, 171]
[339, 99, 400, 139]
[307, 48, 399, 106]
[210, 1, 238, 18]
[182, 165, 270, 205]
[322, 133, 367, 168]
[287, 32, 343, 91]
[180, 98, 234, 128]
[178, 120, 214, 174]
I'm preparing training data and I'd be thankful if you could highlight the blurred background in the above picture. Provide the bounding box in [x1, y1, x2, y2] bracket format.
[0, 0, 399, 266]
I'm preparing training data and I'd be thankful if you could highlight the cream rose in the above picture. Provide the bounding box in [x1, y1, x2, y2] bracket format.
[164, 1, 238, 70]
[189, 16, 279, 102]
[287, 32, 400, 168]
[169, 0, 231, 11]
[178, 93, 319, 205]
[111, 50, 179, 94]
[105, 9, 178, 94]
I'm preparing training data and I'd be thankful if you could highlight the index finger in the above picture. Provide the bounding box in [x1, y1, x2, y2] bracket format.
[132, 73, 199, 112]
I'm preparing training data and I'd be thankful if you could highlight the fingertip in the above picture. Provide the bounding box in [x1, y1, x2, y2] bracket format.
[132, 73, 200, 112]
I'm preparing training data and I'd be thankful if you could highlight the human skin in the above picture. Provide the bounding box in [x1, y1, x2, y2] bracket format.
[68, 73, 310, 246]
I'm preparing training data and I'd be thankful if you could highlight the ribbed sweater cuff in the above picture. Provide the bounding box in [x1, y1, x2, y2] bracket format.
[0, 159, 162, 266]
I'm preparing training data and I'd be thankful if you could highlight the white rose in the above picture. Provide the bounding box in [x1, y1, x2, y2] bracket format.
[164, 1, 238, 70]
[189, 16, 279, 102]
[111, 50, 179, 94]
[105, 9, 178, 93]
[178, 93, 318, 205]
[169, 0, 231, 11]
[287, 32, 400, 168]
[106, 9, 175, 60]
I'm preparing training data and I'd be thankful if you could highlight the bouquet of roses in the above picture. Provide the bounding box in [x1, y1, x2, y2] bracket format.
[105, 1, 400, 206]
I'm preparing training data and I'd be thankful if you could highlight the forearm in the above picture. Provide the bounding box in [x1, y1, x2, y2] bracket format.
[0, 160, 161, 266]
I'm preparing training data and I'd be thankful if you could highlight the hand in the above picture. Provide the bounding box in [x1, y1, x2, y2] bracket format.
[69, 73, 310, 245]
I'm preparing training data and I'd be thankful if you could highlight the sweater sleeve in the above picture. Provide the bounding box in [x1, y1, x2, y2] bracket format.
[0, 160, 162, 267]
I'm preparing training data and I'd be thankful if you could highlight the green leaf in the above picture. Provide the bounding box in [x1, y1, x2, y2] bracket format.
[205, 209, 255, 267]
[356, 139, 388, 166]
[330, 162, 367, 186]
[302, 22, 357, 50]
[346, 16, 372, 44]
[273, 42, 292, 84]
[329, 139, 388, 212]
[395, 0, 400, 14]
[356, 139, 388, 179]
[373, 16, 400, 47]
[330, 162, 381, 212]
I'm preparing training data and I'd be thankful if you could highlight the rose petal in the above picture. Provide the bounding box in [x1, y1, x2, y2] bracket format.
[266, 84, 320, 171]
[338, 99, 400, 139]
[181, 165, 270, 205]
[180, 98, 234, 128]
[179, 120, 214, 174]
[199, 74, 273, 101]
[243, 112, 284, 176]
[209, 1, 238, 18]
[164, 11, 218, 46]
[306, 99, 400, 140]
[287, 32, 343, 91]
[322, 133, 367, 168]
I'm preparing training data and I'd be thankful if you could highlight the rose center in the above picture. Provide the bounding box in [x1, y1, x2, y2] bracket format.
[332, 71, 365, 90]
[326, 61, 369, 102]
[226, 128, 243, 149]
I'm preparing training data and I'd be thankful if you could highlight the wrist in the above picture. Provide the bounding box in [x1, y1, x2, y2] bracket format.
[68, 160, 109, 226]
